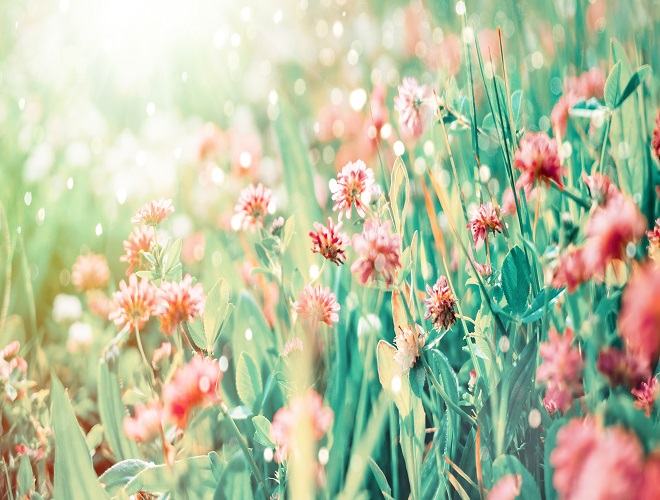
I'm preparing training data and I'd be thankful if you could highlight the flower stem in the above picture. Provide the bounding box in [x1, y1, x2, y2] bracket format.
[220, 402, 270, 499]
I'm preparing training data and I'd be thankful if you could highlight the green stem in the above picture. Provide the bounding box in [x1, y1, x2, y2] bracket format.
[220, 402, 270, 499]
[552, 182, 591, 210]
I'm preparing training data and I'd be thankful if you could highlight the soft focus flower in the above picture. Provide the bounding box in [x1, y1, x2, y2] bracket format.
[550, 92, 580, 138]
[87, 290, 113, 320]
[646, 218, 660, 259]
[294, 285, 340, 327]
[52, 294, 83, 324]
[652, 108, 660, 162]
[283, 337, 303, 357]
[487, 474, 521, 500]
[330, 160, 375, 219]
[536, 328, 583, 413]
[550, 417, 644, 500]
[632, 377, 659, 417]
[474, 262, 493, 277]
[163, 356, 221, 428]
[67, 322, 93, 353]
[618, 263, 660, 371]
[394, 77, 429, 139]
[466, 202, 503, 249]
[152, 342, 173, 369]
[71, 253, 110, 291]
[231, 183, 273, 231]
[639, 452, 660, 499]
[468, 369, 477, 392]
[108, 275, 157, 331]
[351, 219, 401, 287]
[155, 274, 205, 335]
[131, 198, 174, 226]
[0, 341, 20, 360]
[514, 132, 564, 190]
[270, 390, 333, 463]
[120, 226, 155, 276]
[123, 401, 164, 442]
[597, 347, 649, 389]
[552, 247, 591, 293]
[582, 193, 646, 275]
[583, 173, 619, 207]
[551, 68, 605, 137]
[423, 276, 457, 331]
[393, 324, 425, 373]
[310, 218, 350, 265]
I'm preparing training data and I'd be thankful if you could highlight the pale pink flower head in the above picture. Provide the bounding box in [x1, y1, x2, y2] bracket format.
[423, 276, 457, 331]
[309, 218, 350, 266]
[294, 285, 340, 327]
[550, 417, 644, 500]
[394, 77, 429, 140]
[108, 275, 157, 331]
[513, 132, 564, 190]
[652, 108, 660, 162]
[536, 328, 583, 413]
[270, 390, 333, 463]
[120, 226, 155, 276]
[162, 356, 221, 428]
[632, 377, 659, 417]
[330, 160, 375, 220]
[552, 247, 592, 293]
[466, 202, 503, 249]
[123, 401, 164, 442]
[474, 262, 493, 277]
[0, 341, 20, 361]
[155, 274, 205, 335]
[350, 219, 401, 287]
[583, 194, 646, 276]
[87, 290, 113, 320]
[646, 218, 660, 259]
[487, 474, 521, 500]
[619, 262, 660, 371]
[574, 67, 606, 100]
[232, 183, 274, 232]
[393, 324, 425, 373]
[550, 92, 580, 138]
[369, 82, 389, 133]
[283, 337, 303, 357]
[131, 198, 174, 226]
[71, 253, 110, 292]
[583, 172, 620, 207]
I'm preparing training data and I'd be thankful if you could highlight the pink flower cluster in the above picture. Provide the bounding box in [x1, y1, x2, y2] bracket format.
[294, 285, 340, 327]
[330, 160, 374, 220]
[550, 417, 660, 499]
[513, 132, 564, 191]
[155, 274, 205, 335]
[350, 219, 401, 287]
[124, 356, 223, 441]
[536, 328, 583, 414]
[71, 253, 110, 292]
[553, 174, 646, 292]
[466, 202, 503, 249]
[423, 276, 457, 332]
[270, 390, 333, 463]
[550, 67, 605, 137]
[394, 77, 429, 140]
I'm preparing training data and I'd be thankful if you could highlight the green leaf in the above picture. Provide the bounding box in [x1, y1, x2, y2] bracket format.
[254, 242, 272, 269]
[520, 287, 565, 324]
[367, 457, 392, 497]
[252, 415, 274, 447]
[17, 453, 34, 496]
[390, 156, 409, 236]
[281, 214, 295, 251]
[501, 246, 530, 315]
[235, 352, 263, 411]
[51, 375, 109, 499]
[125, 455, 214, 495]
[615, 65, 652, 108]
[204, 279, 231, 350]
[260, 236, 280, 254]
[604, 61, 622, 109]
[491, 455, 541, 500]
[98, 362, 142, 462]
[99, 459, 153, 495]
